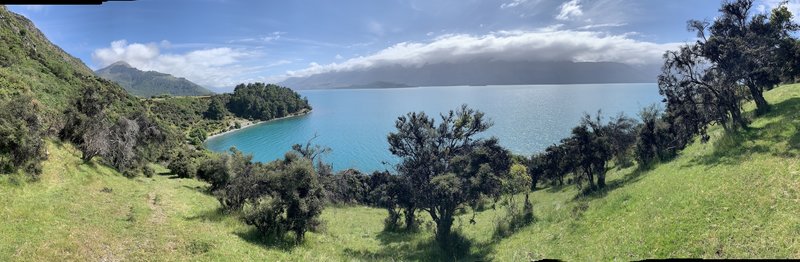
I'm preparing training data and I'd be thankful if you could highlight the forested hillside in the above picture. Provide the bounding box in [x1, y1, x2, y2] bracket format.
[95, 61, 214, 97]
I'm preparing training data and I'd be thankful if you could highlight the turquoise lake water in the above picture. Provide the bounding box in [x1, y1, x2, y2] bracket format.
[205, 83, 663, 172]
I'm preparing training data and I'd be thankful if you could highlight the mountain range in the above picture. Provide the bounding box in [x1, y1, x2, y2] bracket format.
[279, 59, 660, 90]
[95, 61, 213, 97]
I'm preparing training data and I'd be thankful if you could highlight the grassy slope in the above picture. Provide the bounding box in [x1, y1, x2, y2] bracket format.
[1, 84, 798, 261]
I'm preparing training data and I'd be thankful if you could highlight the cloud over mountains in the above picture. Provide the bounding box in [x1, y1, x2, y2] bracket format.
[284, 28, 680, 79]
[92, 40, 256, 88]
[93, 27, 681, 89]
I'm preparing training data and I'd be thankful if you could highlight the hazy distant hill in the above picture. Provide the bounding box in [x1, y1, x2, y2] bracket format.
[95, 61, 213, 97]
[280, 59, 659, 90]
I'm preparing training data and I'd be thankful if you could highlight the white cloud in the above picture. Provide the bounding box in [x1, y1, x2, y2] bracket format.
[283, 29, 680, 79]
[262, 31, 285, 42]
[92, 40, 257, 88]
[556, 0, 583, 21]
[500, 0, 527, 9]
[578, 23, 627, 30]
[335, 54, 344, 60]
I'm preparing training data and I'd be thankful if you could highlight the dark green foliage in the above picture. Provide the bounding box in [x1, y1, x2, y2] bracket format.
[95, 61, 214, 97]
[189, 128, 207, 146]
[220, 152, 325, 243]
[203, 97, 228, 120]
[323, 168, 370, 205]
[690, 0, 799, 115]
[526, 112, 639, 191]
[196, 147, 253, 191]
[634, 105, 677, 167]
[168, 148, 197, 178]
[387, 104, 510, 246]
[659, 0, 800, 141]
[227, 82, 311, 121]
[605, 112, 639, 168]
[146, 96, 212, 132]
[659, 43, 747, 131]
[0, 95, 46, 176]
[365, 171, 417, 231]
[143, 165, 156, 178]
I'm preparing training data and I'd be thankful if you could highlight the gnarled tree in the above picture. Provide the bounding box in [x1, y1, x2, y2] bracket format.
[388, 104, 510, 246]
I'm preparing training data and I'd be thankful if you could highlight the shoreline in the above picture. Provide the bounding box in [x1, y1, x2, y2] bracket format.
[205, 109, 312, 141]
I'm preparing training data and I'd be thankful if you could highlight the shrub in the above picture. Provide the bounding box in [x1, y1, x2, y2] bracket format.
[143, 165, 156, 178]
[0, 95, 46, 177]
[197, 148, 253, 192]
[325, 168, 370, 205]
[168, 149, 197, 178]
[219, 151, 325, 243]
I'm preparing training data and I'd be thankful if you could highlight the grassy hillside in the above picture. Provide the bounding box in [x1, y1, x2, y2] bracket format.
[0, 6, 106, 114]
[1, 84, 798, 261]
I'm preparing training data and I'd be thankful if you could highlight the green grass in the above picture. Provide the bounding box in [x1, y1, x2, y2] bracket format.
[1, 84, 799, 261]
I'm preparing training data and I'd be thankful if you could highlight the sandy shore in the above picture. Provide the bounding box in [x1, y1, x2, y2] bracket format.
[205, 109, 311, 141]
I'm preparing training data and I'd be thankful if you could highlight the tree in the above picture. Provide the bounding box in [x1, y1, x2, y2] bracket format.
[387, 104, 510, 246]
[634, 104, 677, 167]
[204, 97, 227, 120]
[226, 82, 311, 121]
[691, 0, 799, 115]
[660, 43, 746, 131]
[603, 113, 639, 168]
[506, 163, 532, 211]
[325, 168, 370, 205]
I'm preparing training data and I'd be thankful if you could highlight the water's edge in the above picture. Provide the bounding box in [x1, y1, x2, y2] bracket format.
[205, 109, 312, 142]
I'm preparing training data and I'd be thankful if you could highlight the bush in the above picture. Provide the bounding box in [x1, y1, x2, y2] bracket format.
[0, 95, 46, 177]
[168, 149, 197, 178]
[189, 128, 207, 146]
[324, 168, 370, 205]
[122, 169, 139, 178]
[219, 151, 325, 243]
[143, 165, 156, 178]
[197, 148, 253, 192]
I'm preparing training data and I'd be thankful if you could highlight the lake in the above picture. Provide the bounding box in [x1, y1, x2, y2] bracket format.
[205, 83, 663, 172]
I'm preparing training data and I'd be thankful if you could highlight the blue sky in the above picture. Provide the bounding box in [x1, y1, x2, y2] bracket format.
[9, 0, 797, 91]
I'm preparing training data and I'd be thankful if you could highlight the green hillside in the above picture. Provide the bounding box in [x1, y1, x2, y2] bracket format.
[0, 6, 106, 114]
[95, 61, 214, 97]
[1, 83, 797, 261]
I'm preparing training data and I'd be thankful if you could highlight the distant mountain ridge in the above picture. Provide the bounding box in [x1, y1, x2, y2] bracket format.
[280, 59, 660, 90]
[95, 61, 213, 97]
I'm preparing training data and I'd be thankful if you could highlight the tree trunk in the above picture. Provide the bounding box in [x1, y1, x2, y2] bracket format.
[403, 207, 416, 231]
[435, 211, 454, 245]
[730, 107, 748, 130]
[748, 84, 770, 115]
[596, 168, 606, 189]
